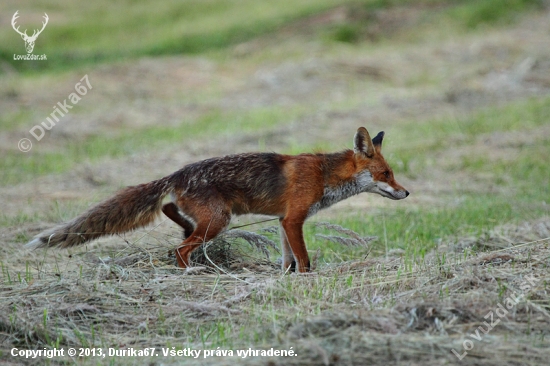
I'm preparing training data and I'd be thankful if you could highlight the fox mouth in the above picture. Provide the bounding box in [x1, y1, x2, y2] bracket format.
[380, 189, 400, 200]
[378, 187, 409, 200]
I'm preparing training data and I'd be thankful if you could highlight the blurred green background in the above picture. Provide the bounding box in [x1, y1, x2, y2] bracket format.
[1, 0, 545, 72]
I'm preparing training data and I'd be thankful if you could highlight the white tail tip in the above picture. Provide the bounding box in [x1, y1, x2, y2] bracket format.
[25, 237, 42, 249]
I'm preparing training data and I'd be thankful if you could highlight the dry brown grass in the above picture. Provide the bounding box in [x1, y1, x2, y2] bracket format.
[2, 3, 550, 365]
[1, 219, 548, 365]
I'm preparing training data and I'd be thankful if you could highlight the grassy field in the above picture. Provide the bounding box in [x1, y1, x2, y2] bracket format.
[1, 0, 549, 365]
[1, 0, 543, 72]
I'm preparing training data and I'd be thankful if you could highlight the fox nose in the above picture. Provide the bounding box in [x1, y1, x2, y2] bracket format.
[405, 190, 410, 197]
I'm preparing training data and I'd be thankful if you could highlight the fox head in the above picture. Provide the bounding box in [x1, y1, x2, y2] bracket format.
[354, 127, 409, 200]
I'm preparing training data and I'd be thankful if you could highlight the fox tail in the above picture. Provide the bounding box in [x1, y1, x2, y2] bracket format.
[26, 176, 174, 249]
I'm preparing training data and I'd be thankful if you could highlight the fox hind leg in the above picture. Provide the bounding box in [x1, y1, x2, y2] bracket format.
[174, 210, 231, 268]
[162, 203, 194, 239]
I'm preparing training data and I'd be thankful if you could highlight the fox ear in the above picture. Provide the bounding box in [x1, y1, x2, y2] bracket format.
[354, 127, 375, 158]
[372, 131, 385, 151]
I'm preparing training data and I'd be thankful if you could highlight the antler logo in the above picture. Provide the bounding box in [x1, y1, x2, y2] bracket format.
[11, 11, 49, 54]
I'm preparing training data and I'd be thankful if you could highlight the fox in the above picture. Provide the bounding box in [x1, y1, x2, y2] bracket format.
[27, 127, 408, 273]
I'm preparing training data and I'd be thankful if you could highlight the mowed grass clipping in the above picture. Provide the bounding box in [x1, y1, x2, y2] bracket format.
[1, 2, 549, 363]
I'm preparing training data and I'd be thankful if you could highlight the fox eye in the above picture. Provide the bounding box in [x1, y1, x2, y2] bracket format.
[383, 171, 391, 179]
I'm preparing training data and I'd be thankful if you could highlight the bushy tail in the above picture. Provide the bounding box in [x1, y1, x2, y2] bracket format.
[26, 176, 174, 249]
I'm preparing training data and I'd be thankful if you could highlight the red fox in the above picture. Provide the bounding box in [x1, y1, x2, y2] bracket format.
[27, 127, 408, 273]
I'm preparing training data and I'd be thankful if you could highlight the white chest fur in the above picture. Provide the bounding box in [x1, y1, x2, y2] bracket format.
[307, 171, 374, 217]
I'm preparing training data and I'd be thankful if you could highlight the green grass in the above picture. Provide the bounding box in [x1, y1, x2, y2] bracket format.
[2, 0, 549, 260]
[4, 94, 550, 288]
[301, 97, 550, 265]
[1, 0, 543, 73]
[1, 106, 306, 186]
[448, 0, 545, 29]
[387, 97, 550, 176]
[0, 0, 362, 73]
[308, 194, 538, 260]
[2, 2, 550, 364]
[4, 96, 550, 259]
[325, 0, 544, 44]
[0, 109, 34, 131]
[307, 191, 549, 268]
[8, 95, 548, 187]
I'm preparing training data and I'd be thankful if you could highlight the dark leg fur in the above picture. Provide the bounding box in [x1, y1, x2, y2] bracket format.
[162, 203, 194, 238]
[289, 260, 296, 272]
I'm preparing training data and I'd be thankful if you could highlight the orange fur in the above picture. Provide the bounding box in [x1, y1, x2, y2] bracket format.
[27, 127, 408, 273]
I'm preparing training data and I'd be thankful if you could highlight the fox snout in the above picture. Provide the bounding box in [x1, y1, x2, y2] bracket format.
[376, 181, 409, 200]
